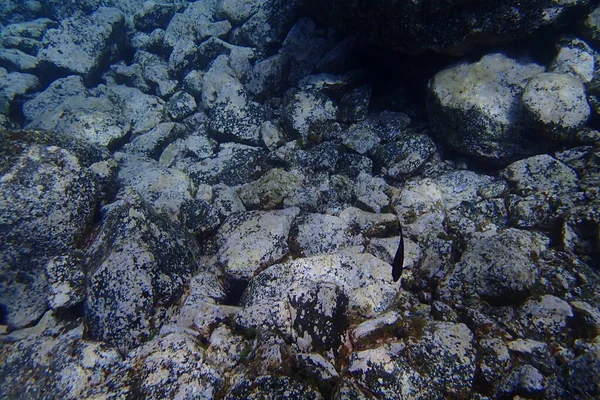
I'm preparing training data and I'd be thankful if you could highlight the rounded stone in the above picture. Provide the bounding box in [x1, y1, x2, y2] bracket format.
[522, 72, 590, 141]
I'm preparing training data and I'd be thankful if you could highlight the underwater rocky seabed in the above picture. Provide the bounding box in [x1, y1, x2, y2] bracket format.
[1, 0, 600, 398]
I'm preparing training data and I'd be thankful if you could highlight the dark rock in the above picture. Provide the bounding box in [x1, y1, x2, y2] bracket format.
[85, 190, 202, 352]
[566, 341, 600, 399]
[0, 71, 40, 115]
[179, 198, 221, 237]
[133, 1, 185, 32]
[225, 375, 323, 400]
[305, 0, 591, 53]
[0, 130, 109, 328]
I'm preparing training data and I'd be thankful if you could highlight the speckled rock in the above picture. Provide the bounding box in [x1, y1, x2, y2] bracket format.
[339, 207, 399, 238]
[581, 6, 600, 46]
[479, 338, 512, 387]
[225, 375, 323, 400]
[502, 154, 581, 228]
[39, 7, 127, 82]
[288, 281, 348, 358]
[428, 53, 547, 165]
[347, 343, 442, 399]
[566, 339, 600, 399]
[518, 295, 573, 340]
[216, 207, 300, 281]
[438, 229, 549, 305]
[237, 252, 399, 335]
[0, 47, 39, 71]
[167, 90, 197, 120]
[282, 87, 337, 141]
[84, 190, 202, 352]
[0, 315, 124, 399]
[522, 72, 590, 141]
[406, 321, 476, 398]
[550, 36, 597, 84]
[290, 212, 364, 256]
[45, 254, 85, 310]
[98, 84, 166, 136]
[202, 55, 264, 145]
[27, 94, 128, 148]
[133, 1, 184, 32]
[354, 173, 391, 213]
[159, 132, 218, 168]
[237, 168, 305, 210]
[570, 301, 600, 338]
[134, 50, 179, 98]
[497, 364, 547, 398]
[114, 152, 194, 222]
[231, 0, 303, 50]
[180, 142, 268, 186]
[1, 132, 106, 328]
[127, 332, 224, 399]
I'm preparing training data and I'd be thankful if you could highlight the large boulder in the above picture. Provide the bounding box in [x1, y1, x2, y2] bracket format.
[304, 0, 591, 53]
[0, 130, 114, 329]
[427, 53, 547, 165]
[38, 7, 127, 83]
[84, 190, 202, 352]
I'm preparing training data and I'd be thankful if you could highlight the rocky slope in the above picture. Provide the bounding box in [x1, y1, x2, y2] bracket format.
[1, 1, 600, 399]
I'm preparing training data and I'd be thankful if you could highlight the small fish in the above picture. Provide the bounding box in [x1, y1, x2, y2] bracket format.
[392, 224, 404, 282]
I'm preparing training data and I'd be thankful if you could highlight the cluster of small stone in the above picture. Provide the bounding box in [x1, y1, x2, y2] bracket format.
[1, 0, 600, 399]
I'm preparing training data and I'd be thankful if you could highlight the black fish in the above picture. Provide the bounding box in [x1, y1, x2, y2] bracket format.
[392, 224, 404, 282]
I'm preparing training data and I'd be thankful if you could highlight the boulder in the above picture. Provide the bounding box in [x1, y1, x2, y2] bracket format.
[0, 130, 111, 329]
[127, 332, 224, 399]
[522, 72, 590, 141]
[216, 207, 300, 281]
[428, 53, 547, 165]
[39, 7, 127, 83]
[290, 213, 364, 256]
[84, 190, 202, 352]
[438, 229, 549, 305]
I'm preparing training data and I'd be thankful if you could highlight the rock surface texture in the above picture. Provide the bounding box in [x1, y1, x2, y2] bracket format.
[1, 0, 600, 399]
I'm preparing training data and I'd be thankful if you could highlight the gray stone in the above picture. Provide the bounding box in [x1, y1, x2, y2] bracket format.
[98, 84, 166, 136]
[339, 207, 399, 238]
[282, 87, 337, 141]
[518, 295, 573, 340]
[39, 8, 127, 82]
[522, 72, 590, 141]
[582, 6, 600, 46]
[566, 340, 600, 399]
[22, 75, 87, 121]
[238, 252, 399, 329]
[0, 35, 44, 56]
[202, 56, 264, 144]
[570, 301, 600, 338]
[550, 36, 597, 84]
[438, 229, 549, 305]
[128, 332, 224, 398]
[497, 364, 546, 397]
[428, 53, 547, 165]
[159, 133, 217, 168]
[347, 343, 442, 399]
[0, 48, 39, 71]
[179, 198, 221, 237]
[247, 54, 285, 98]
[479, 338, 512, 386]
[133, 1, 184, 32]
[134, 50, 179, 98]
[354, 173, 391, 213]
[45, 254, 85, 310]
[216, 207, 299, 281]
[0, 71, 40, 115]
[85, 190, 202, 352]
[27, 95, 128, 148]
[167, 91, 197, 120]
[105, 62, 151, 93]
[182, 69, 204, 97]
[123, 122, 188, 160]
[115, 152, 194, 222]
[1, 18, 57, 40]
[0, 133, 105, 328]
[0, 316, 124, 399]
